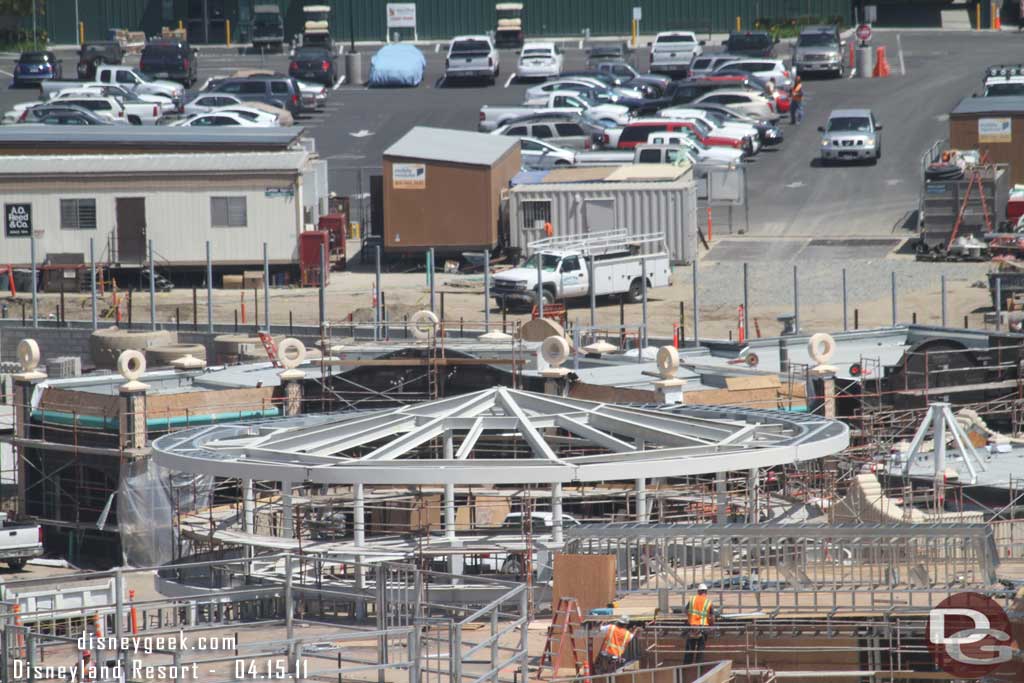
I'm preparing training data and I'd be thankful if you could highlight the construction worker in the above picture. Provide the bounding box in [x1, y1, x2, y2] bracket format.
[683, 584, 715, 665]
[544, 221, 554, 238]
[596, 615, 634, 674]
[790, 76, 804, 125]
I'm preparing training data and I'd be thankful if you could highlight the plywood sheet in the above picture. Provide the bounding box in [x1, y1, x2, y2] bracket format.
[552, 553, 616, 617]
[724, 375, 781, 391]
[39, 387, 119, 418]
[147, 386, 276, 418]
[474, 495, 511, 528]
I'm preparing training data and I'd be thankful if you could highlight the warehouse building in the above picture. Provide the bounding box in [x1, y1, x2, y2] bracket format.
[0, 151, 327, 272]
[508, 164, 698, 264]
[382, 126, 520, 258]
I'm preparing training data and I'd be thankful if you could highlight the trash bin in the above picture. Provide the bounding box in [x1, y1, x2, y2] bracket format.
[855, 46, 873, 78]
[345, 51, 363, 85]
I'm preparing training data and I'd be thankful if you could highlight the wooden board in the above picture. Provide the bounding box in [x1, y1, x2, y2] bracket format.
[552, 553, 616, 617]
[39, 387, 119, 418]
[724, 375, 781, 391]
[147, 387, 276, 419]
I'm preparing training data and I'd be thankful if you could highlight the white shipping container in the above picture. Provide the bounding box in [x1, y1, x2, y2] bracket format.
[508, 165, 698, 264]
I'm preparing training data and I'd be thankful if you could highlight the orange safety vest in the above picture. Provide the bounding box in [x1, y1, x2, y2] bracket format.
[687, 595, 712, 627]
[791, 83, 804, 103]
[600, 625, 632, 657]
[544, 221, 554, 237]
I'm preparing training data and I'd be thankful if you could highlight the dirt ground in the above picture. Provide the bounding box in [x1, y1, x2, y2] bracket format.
[8, 259, 996, 344]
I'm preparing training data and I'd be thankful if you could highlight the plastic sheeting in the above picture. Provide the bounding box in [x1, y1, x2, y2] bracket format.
[368, 44, 426, 87]
[118, 455, 212, 568]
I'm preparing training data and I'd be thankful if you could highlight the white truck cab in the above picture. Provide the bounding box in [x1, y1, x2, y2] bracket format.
[490, 230, 672, 308]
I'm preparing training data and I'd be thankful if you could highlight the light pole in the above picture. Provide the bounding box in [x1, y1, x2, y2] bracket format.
[348, 0, 355, 52]
[75, 0, 80, 45]
[31, 0, 38, 49]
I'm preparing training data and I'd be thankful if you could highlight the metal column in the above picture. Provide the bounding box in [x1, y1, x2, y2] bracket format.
[262, 242, 270, 333]
[551, 482, 564, 544]
[30, 232, 37, 327]
[375, 246, 383, 341]
[793, 265, 799, 334]
[243, 479, 255, 533]
[90, 238, 97, 329]
[483, 250, 491, 331]
[148, 239, 156, 331]
[589, 253, 596, 337]
[891, 271, 897, 325]
[692, 260, 700, 345]
[354, 482, 365, 546]
[941, 274, 947, 327]
[206, 241, 214, 333]
[281, 480, 293, 538]
[444, 432, 456, 540]
[742, 263, 749, 338]
[842, 268, 848, 331]
[636, 478, 648, 523]
[536, 254, 544, 318]
[428, 247, 436, 312]
[318, 244, 326, 330]
[640, 256, 648, 349]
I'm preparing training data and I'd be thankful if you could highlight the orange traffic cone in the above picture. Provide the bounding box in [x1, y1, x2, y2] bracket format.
[872, 47, 891, 77]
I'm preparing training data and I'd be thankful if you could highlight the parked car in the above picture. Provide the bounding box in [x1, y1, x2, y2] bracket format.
[52, 83, 176, 114]
[491, 115, 599, 150]
[13, 51, 62, 87]
[689, 103, 784, 146]
[689, 54, 743, 78]
[689, 89, 777, 120]
[77, 41, 124, 80]
[172, 111, 266, 127]
[714, 58, 794, 89]
[8, 87, 164, 125]
[0, 512, 43, 571]
[628, 74, 672, 99]
[647, 131, 745, 165]
[723, 31, 778, 58]
[585, 42, 630, 66]
[209, 105, 283, 126]
[593, 61, 641, 86]
[615, 117, 745, 152]
[37, 94, 126, 122]
[713, 70, 790, 114]
[516, 42, 562, 80]
[139, 40, 198, 87]
[818, 108, 882, 163]
[185, 92, 249, 115]
[215, 70, 325, 110]
[289, 46, 338, 86]
[793, 26, 844, 78]
[208, 76, 306, 115]
[445, 35, 499, 84]
[479, 91, 631, 131]
[17, 103, 124, 125]
[658, 107, 760, 153]
[519, 137, 575, 169]
[649, 31, 704, 77]
[526, 77, 632, 103]
[43, 65, 184, 109]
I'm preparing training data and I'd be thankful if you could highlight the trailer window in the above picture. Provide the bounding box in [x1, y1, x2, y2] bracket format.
[60, 199, 97, 230]
[211, 197, 248, 227]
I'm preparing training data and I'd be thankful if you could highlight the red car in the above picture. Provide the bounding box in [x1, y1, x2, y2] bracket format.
[615, 118, 747, 152]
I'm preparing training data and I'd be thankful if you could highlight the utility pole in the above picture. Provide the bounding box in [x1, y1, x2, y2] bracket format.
[348, 0, 356, 51]
[31, 0, 38, 49]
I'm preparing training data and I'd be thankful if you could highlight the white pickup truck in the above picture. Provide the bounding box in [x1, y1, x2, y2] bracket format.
[8, 90, 165, 125]
[480, 91, 631, 132]
[649, 31, 704, 77]
[446, 35, 499, 84]
[42, 65, 184, 110]
[491, 230, 672, 307]
[0, 512, 43, 571]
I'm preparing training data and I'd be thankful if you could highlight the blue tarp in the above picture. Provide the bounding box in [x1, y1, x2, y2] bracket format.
[368, 44, 426, 87]
[510, 170, 549, 186]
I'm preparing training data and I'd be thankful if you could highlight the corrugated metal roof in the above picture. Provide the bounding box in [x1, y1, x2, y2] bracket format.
[0, 152, 309, 176]
[384, 126, 519, 166]
[541, 167, 615, 183]
[950, 96, 1024, 116]
[0, 126, 305, 149]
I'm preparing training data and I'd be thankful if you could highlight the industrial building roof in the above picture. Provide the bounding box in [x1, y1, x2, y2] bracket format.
[533, 164, 691, 185]
[951, 96, 1024, 116]
[0, 152, 310, 176]
[384, 126, 519, 166]
[0, 126, 306, 152]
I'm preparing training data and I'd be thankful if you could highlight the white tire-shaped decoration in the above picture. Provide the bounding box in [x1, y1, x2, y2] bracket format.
[540, 335, 570, 367]
[745, 352, 760, 367]
[656, 345, 680, 379]
[117, 349, 147, 381]
[409, 310, 439, 340]
[807, 333, 836, 365]
[277, 338, 307, 369]
[17, 339, 40, 372]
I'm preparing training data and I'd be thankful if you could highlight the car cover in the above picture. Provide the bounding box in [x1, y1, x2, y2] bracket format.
[368, 44, 426, 87]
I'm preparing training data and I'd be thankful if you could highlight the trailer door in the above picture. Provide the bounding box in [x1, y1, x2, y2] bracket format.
[582, 198, 615, 233]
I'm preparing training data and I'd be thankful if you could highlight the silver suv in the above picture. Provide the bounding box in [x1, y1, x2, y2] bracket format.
[818, 109, 882, 163]
[793, 26, 844, 78]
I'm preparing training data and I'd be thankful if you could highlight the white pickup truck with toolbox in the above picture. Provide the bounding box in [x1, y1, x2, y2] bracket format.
[42, 65, 184, 109]
[479, 91, 631, 131]
[649, 31, 704, 77]
[0, 512, 43, 571]
[490, 230, 672, 307]
[446, 35, 500, 84]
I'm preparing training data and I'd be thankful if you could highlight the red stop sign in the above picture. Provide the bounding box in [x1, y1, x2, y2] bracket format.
[856, 24, 872, 42]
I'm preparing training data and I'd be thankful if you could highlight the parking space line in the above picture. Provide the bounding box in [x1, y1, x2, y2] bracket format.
[896, 34, 906, 76]
[848, 68, 856, 80]
[0, 69, 12, 78]
[332, 75, 345, 91]
[504, 73, 515, 88]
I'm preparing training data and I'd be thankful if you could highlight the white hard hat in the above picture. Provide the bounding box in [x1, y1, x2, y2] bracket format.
[616, 615, 629, 625]
[698, 583, 708, 591]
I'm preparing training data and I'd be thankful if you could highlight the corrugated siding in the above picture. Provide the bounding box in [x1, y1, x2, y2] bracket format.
[509, 179, 697, 264]
[47, 0, 851, 45]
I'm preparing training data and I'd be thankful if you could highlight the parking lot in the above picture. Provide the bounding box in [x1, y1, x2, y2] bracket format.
[0, 29, 1017, 336]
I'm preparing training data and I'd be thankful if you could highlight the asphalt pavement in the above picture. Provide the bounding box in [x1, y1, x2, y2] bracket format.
[1, 30, 1018, 261]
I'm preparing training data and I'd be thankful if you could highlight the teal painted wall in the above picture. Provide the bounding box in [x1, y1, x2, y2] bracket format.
[46, 0, 851, 45]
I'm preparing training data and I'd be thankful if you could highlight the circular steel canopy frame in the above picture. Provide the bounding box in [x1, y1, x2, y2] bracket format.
[153, 387, 849, 485]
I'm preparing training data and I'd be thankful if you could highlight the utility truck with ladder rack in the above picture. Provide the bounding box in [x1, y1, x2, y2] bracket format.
[490, 230, 672, 309]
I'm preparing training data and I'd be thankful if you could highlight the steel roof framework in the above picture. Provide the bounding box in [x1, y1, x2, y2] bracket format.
[154, 387, 849, 485]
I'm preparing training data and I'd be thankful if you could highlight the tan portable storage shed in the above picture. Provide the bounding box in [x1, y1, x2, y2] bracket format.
[382, 126, 520, 255]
